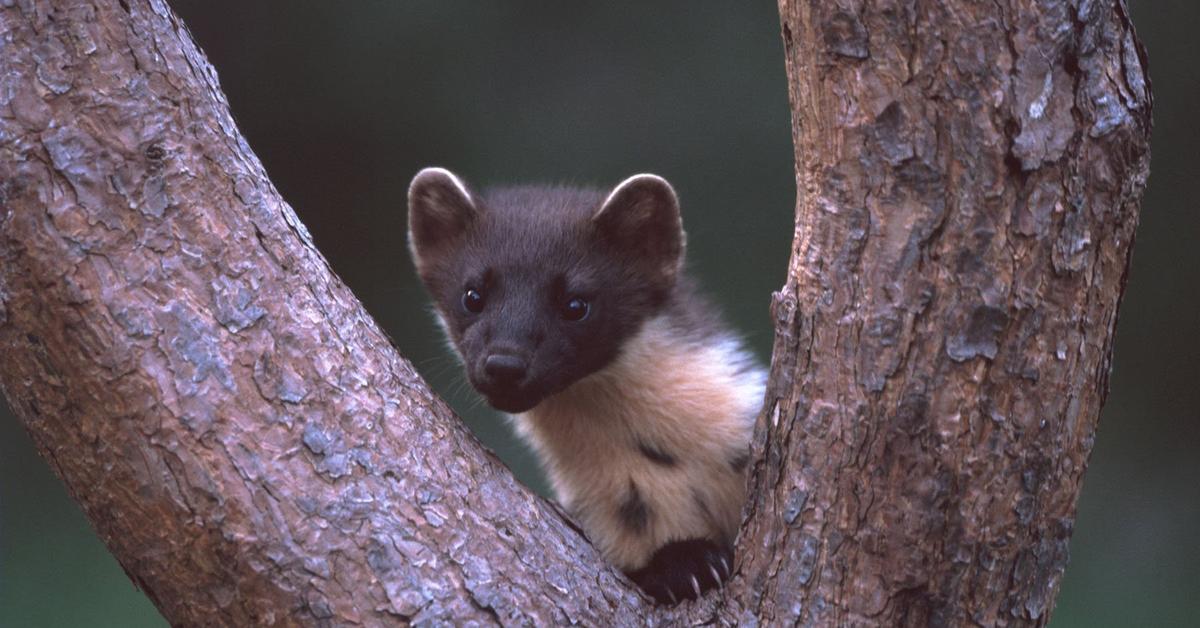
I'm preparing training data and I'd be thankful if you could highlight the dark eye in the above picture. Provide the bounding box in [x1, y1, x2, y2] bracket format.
[462, 288, 485, 314]
[561, 297, 590, 321]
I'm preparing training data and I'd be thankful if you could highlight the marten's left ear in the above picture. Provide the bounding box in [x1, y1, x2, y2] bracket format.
[408, 167, 478, 278]
[592, 174, 685, 285]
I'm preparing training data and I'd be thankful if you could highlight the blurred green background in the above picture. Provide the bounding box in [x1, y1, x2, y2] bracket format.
[0, 1, 1194, 626]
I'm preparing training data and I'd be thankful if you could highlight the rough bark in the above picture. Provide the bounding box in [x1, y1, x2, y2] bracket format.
[0, 1, 1149, 627]
[0, 1, 642, 624]
[728, 0, 1151, 625]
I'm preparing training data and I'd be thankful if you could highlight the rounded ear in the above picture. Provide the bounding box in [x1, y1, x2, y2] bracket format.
[592, 174, 685, 284]
[407, 167, 478, 276]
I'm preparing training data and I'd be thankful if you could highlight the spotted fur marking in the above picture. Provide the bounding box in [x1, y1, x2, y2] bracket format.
[638, 440, 678, 467]
[618, 480, 651, 533]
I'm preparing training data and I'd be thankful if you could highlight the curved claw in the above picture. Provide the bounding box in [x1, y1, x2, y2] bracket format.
[627, 538, 734, 605]
[709, 564, 724, 584]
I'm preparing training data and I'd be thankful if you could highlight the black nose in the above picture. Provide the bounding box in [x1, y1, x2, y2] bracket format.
[484, 354, 528, 384]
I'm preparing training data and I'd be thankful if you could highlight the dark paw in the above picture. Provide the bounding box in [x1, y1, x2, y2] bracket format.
[627, 539, 732, 605]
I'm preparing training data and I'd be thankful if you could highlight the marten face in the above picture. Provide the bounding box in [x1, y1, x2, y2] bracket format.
[407, 168, 685, 413]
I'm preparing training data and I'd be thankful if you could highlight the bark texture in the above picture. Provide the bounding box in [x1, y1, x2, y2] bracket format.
[0, 1, 644, 624]
[0, 0, 1150, 627]
[730, 0, 1151, 625]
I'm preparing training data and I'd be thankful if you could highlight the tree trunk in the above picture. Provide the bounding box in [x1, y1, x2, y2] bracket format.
[0, 1, 1149, 627]
[729, 0, 1151, 625]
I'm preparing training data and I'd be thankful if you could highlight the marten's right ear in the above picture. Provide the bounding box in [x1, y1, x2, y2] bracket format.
[592, 174, 685, 287]
[407, 167, 478, 276]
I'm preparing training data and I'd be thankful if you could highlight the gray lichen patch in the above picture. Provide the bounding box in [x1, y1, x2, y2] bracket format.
[823, 10, 869, 59]
[33, 35, 74, 94]
[301, 421, 356, 480]
[210, 274, 267, 333]
[1052, 206, 1094, 273]
[946, 305, 1010, 362]
[140, 174, 170, 217]
[42, 126, 125, 231]
[1089, 92, 1130, 138]
[302, 422, 333, 456]
[108, 159, 170, 218]
[1011, 74, 1076, 171]
[783, 488, 808, 526]
[110, 303, 156, 338]
[156, 300, 234, 392]
[253, 352, 309, 404]
[367, 535, 435, 617]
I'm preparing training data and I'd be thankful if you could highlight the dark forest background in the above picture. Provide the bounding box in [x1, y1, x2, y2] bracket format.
[1, 2, 1195, 625]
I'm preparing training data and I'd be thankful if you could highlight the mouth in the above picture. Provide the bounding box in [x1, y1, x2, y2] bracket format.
[470, 371, 555, 414]
[484, 392, 542, 414]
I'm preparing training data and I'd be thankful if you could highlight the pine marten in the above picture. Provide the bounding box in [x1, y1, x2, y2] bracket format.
[406, 167, 765, 604]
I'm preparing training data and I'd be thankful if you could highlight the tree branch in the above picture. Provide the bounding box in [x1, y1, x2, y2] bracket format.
[0, 0, 1150, 626]
[0, 1, 644, 624]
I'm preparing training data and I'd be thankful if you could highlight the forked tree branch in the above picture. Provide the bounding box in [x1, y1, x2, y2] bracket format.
[0, 0, 1149, 626]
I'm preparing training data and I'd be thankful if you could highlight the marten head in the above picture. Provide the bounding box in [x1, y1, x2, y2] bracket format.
[407, 167, 686, 413]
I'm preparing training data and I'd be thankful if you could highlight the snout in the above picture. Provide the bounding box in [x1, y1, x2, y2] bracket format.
[483, 353, 528, 386]
[473, 351, 542, 413]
